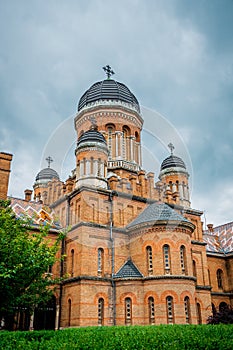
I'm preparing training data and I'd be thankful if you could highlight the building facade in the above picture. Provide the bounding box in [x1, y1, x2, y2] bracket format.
[2, 69, 233, 328]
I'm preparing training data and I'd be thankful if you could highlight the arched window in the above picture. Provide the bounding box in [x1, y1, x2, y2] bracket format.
[98, 248, 104, 275]
[148, 297, 155, 325]
[68, 299, 71, 327]
[98, 298, 104, 326]
[193, 260, 197, 283]
[146, 246, 153, 274]
[107, 125, 114, 159]
[180, 245, 186, 275]
[71, 249, 74, 277]
[184, 296, 191, 324]
[219, 302, 228, 312]
[122, 126, 130, 160]
[196, 302, 202, 324]
[217, 269, 223, 289]
[166, 296, 174, 324]
[125, 297, 132, 325]
[163, 245, 171, 274]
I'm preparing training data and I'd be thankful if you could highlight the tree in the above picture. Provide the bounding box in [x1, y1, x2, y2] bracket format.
[0, 200, 64, 327]
[207, 304, 233, 324]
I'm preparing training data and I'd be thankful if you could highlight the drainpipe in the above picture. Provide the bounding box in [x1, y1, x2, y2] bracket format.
[109, 191, 116, 325]
[58, 196, 70, 329]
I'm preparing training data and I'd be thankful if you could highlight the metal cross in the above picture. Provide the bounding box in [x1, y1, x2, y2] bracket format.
[168, 143, 175, 155]
[103, 65, 115, 79]
[46, 156, 53, 168]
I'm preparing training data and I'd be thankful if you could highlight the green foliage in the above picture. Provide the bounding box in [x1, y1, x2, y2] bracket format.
[0, 325, 233, 350]
[0, 200, 64, 317]
[207, 305, 233, 324]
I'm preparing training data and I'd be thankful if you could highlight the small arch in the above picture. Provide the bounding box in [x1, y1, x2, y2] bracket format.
[97, 248, 104, 275]
[219, 302, 228, 312]
[217, 269, 224, 289]
[70, 249, 74, 277]
[196, 302, 202, 324]
[148, 297, 155, 325]
[98, 298, 104, 326]
[135, 131, 140, 142]
[166, 296, 174, 324]
[146, 245, 153, 274]
[180, 245, 187, 275]
[184, 296, 191, 324]
[163, 244, 171, 274]
[125, 297, 132, 325]
[68, 299, 72, 327]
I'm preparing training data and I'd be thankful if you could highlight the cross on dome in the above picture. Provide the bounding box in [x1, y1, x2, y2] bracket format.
[168, 143, 175, 155]
[46, 156, 53, 168]
[103, 65, 115, 79]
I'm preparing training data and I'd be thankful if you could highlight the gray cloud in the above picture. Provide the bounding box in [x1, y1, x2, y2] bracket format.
[1, 0, 233, 226]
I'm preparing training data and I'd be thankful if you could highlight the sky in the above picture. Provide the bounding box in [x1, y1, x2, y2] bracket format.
[1, 0, 233, 227]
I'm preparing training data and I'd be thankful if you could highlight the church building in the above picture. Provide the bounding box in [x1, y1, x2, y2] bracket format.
[1, 66, 233, 328]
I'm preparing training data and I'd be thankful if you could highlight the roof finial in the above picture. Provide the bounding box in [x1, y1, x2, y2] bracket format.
[168, 143, 175, 155]
[46, 156, 53, 168]
[103, 65, 115, 79]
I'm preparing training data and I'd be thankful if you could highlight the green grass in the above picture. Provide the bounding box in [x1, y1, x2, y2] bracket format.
[0, 324, 233, 350]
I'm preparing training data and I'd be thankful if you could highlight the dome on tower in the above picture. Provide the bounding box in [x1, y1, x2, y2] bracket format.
[160, 155, 186, 171]
[77, 127, 107, 147]
[78, 79, 140, 113]
[35, 168, 60, 182]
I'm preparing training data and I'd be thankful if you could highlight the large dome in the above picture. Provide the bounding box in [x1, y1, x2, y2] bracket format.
[160, 155, 186, 171]
[77, 128, 107, 146]
[78, 79, 140, 113]
[35, 168, 60, 182]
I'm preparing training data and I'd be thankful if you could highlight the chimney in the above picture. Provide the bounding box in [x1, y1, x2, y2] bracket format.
[24, 189, 33, 202]
[207, 224, 214, 233]
[0, 152, 13, 200]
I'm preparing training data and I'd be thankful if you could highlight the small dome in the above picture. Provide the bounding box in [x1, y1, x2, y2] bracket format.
[78, 79, 140, 113]
[35, 168, 60, 182]
[160, 155, 186, 171]
[77, 128, 107, 147]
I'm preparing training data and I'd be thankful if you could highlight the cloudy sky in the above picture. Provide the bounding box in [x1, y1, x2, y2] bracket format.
[1, 0, 233, 227]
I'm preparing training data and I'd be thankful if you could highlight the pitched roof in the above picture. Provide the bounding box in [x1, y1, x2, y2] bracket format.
[203, 221, 233, 254]
[127, 202, 190, 229]
[114, 259, 143, 279]
[9, 197, 61, 229]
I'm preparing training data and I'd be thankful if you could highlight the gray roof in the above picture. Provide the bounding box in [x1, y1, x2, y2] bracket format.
[35, 167, 60, 181]
[114, 259, 143, 279]
[160, 155, 186, 171]
[78, 79, 140, 113]
[127, 202, 190, 229]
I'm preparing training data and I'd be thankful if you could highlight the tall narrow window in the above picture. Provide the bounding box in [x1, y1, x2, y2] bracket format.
[196, 303, 202, 324]
[180, 245, 186, 275]
[107, 126, 113, 159]
[98, 248, 104, 275]
[193, 260, 197, 284]
[217, 269, 223, 289]
[68, 299, 71, 327]
[146, 246, 153, 274]
[166, 296, 174, 324]
[163, 245, 171, 274]
[125, 297, 132, 325]
[148, 297, 155, 325]
[71, 249, 74, 277]
[98, 298, 104, 326]
[184, 296, 191, 324]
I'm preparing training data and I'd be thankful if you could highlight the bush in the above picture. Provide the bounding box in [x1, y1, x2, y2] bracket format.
[0, 325, 233, 349]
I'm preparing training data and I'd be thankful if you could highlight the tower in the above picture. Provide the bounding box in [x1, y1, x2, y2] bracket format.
[0, 152, 13, 200]
[159, 144, 190, 207]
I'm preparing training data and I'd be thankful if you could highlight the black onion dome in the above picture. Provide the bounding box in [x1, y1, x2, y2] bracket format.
[77, 128, 107, 147]
[160, 155, 186, 171]
[35, 168, 60, 181]
[78, 79, 140, 112]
